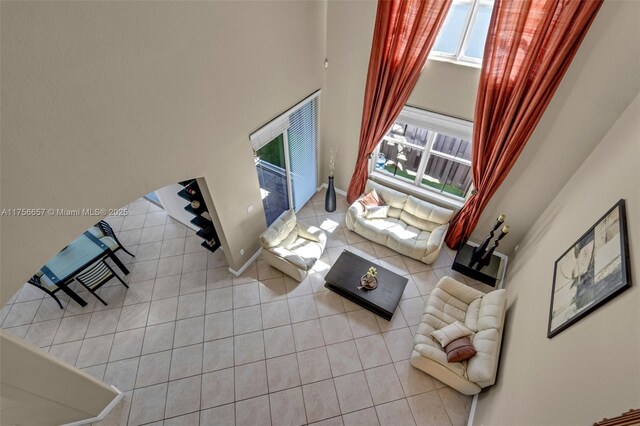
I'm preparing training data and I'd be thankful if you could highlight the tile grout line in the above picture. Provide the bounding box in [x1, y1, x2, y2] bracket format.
[196, 288, 206, 423]
[260, 283, 277, 426]
[315, 205, 368, 424]
[129, 213, 166, 425]
[434, 386, 456, 426]
[29, 298, 61, 348]
[327, 207, 408, 425]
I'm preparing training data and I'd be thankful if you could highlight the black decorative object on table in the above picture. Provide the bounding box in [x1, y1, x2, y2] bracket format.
[452, 215, 510, 286]
[471, 214, 505, 267]
[478, 226, 509, 270]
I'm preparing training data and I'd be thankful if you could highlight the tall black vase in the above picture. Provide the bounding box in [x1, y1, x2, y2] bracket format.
[325, 176, 336, 212]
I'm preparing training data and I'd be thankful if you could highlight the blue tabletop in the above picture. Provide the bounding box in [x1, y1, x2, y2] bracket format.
[41, 231, 110, 285]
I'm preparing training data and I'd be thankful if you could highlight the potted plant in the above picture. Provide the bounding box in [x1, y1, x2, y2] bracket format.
[359, 266, 378, 290]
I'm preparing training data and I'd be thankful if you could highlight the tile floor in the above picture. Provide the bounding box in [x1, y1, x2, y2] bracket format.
[0, 192, 489, 426]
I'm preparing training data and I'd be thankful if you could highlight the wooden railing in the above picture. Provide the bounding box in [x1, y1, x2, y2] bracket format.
[594, 409, 640, 426]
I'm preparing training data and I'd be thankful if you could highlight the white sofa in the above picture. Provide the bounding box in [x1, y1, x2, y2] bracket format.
[411, 276, 507, 395]
[260, 209, 327, 282]
[346, 180, 454, 264]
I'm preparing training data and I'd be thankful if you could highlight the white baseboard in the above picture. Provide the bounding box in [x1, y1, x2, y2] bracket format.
[467, 393, 479, 426]
[62, 386, 124, 426]
[320, 182, 347, 197]
[228, 249, 261, 277]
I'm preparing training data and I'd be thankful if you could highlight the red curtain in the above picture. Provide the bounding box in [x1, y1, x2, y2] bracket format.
[346, 0, 452, 203]
[445, 0, 603, 248]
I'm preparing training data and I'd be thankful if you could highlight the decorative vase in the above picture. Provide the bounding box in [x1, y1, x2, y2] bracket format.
[359, 274, 378, 290]
[325, 176, 336, 212]
[471, 215, 505, 265]
[476, 227, 509, 270]
[472, 230, 494, 263]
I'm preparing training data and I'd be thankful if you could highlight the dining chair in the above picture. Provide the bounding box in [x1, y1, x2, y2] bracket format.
[74, 260, 129, 306]
[27, 272, 64, 309]
[89, 220, 136, 257]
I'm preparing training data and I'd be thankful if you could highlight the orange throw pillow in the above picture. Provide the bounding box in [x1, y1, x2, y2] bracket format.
[359, 189, 383, 207]
[445, 337, 477, 362]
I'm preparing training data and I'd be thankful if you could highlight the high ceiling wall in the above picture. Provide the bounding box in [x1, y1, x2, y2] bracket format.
[0, 1, 326, 305]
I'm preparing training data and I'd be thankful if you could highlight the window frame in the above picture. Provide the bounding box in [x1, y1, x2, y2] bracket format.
[370, 106, 474, 203]
[430, 0, 494, 66]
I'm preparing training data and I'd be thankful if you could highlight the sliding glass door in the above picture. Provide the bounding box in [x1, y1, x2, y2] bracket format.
[255, 134, 290, 226]
[252, 93, 319, 226]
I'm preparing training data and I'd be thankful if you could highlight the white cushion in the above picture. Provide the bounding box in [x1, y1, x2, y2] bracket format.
[464, 298, 482, 331]
[387, 226, 430, 259]
[364, 180, 408, 210]
[400, 195, 454, 232]
[414, 319, 467, 378]
[432, 321, 473, 347]
[467, 329, 500, 385]
[353, 216, 405, 246]
[477, 289, 507, 331]
[364, 205, 390, 219]
[260, 210, 297, 249]
[286, 237, 324, 269]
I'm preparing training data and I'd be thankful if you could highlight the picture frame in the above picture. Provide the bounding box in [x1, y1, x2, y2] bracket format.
[548, 199, 632, 338]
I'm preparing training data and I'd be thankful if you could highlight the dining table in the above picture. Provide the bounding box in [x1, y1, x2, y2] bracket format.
[40, 230, 129, 307]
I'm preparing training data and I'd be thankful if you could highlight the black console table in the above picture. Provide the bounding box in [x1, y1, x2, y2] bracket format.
[451, 243, 508, 288]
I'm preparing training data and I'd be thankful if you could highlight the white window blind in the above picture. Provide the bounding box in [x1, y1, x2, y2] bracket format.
[398, 106, 472, 140]
[250, 115, 290, 152]
[287, 96, 318, 211]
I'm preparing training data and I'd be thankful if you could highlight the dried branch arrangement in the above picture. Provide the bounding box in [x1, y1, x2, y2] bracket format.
[328, 146, 338, 177]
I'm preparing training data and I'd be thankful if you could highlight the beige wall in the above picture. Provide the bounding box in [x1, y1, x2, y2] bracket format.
[1, 331, 119, 425]
[322, 0, 640, 257]
[474, 93, 640, 425]
[0, 1, 325, 305]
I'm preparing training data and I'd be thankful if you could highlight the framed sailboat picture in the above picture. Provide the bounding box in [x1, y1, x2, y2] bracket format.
[548, 199, 631, 338]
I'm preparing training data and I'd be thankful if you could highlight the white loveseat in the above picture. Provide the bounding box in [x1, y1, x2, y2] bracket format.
[260, 209, 327, 282]
[411, 276, 507, 395]
[346, 180, 454, 264]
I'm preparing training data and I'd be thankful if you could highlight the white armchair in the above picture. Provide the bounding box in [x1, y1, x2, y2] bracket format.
[411, 276, 507, 395]
[260, 209, 327, 282]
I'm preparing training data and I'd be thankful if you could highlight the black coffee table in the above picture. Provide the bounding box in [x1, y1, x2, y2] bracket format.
[324, 250, 408, 321]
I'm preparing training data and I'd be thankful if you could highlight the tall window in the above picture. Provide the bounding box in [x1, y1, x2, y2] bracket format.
[431, 0, 494, 64]
[371, 107, 473, 199]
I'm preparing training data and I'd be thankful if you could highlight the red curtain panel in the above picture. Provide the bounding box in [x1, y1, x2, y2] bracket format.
[445, 0, 603, 248]
[346, 0, 452, 203]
